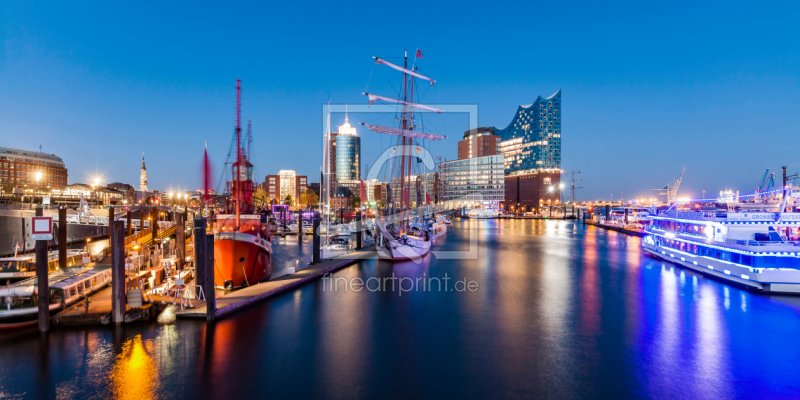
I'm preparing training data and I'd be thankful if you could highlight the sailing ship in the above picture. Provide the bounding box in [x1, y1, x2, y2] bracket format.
[359, 50, 447, 261]
[211, 80, 273, 290]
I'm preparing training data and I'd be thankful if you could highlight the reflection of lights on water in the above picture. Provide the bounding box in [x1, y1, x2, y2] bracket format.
[741, 292, 747, 312]
[112, 335, 156, 400]
[157, 305, 176, 324]
[723, 287, 730, 310]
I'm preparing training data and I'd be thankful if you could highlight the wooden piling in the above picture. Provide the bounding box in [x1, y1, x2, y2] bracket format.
[355, 210, 362, 250]
[298, 211, 303, 244]
[126, 210, 132, 236]
[108, 205, 115, 254]
[206, 233, 216, 322]
[58, 207, 67, 270]
[312, 212, 321, 264]
[194, 218, 207, 299]
[111, 221, 126, 324]
[35, 208, 49, 332]
[151, 206, 158, 244]
[176, 213, 185, 270]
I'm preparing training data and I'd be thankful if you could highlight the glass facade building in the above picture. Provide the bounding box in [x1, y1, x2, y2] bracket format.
[495, 90, 561, 176]
[438, 155, 505, 210]
[335, 116, 360, 183]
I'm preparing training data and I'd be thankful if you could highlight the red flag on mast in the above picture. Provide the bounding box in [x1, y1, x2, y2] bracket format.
[416, 49, 423, 59]
[203, 146, 213, 202]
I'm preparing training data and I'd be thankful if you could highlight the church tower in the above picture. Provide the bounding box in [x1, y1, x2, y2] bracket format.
[139, 153, 148, 191]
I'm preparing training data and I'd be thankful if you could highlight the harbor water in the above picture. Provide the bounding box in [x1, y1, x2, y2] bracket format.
[2, 219, 800, 399]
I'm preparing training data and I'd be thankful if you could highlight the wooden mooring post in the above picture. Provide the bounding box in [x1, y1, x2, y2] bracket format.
[35, 208, 49, 332]
[111, 221, 126, 324]
[58, 207, 67, 270]
[194, 218, 206, 300]
[206, 233, 216, 322]
[176, 212, 185, 270]
[312, 212, 321, 264]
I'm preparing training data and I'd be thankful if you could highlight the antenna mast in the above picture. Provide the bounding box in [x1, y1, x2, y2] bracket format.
[247, 120, 252, 162]
[235, 79, 242, 229]
[562, 171, 583, 204]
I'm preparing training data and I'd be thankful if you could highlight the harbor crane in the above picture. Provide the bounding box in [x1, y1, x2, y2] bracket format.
[757, 168, 775, 194]
[653, 168, 685, 205]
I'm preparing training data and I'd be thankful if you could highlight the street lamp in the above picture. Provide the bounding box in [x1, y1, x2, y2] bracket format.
[30, 171, 42, 209]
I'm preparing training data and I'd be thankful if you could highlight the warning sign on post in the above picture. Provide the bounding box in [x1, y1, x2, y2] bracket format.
[31, 216, 53, 241]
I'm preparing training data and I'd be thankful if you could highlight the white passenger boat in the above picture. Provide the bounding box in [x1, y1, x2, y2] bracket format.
[465, 208, 501, 219]
[0, 250, 91, 281]
[643, 204, 800, 294]
[0, 267, 111, 329]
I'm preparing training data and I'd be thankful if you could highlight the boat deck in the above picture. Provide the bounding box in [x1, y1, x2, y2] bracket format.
[53, 285, 154, 325]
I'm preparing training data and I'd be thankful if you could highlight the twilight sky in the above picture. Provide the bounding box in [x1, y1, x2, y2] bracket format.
[2, 1, 799, 202]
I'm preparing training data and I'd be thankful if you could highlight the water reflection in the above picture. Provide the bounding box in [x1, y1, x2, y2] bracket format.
[112, 335, 157, 399]
[0, 220, 799, 398]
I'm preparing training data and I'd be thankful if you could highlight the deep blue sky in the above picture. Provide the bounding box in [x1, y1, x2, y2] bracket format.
[2, 1, 799, 201]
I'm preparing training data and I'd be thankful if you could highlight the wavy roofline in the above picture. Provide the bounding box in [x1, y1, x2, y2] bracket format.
[494, 89, 561, 132]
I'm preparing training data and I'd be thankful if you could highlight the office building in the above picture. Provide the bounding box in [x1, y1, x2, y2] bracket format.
[458, 127, 500, 160]
[0, 147, 68, 190]
[264, 170, 307, 205]
[438, 155, 505, 210]
[335, 114, 361, 188]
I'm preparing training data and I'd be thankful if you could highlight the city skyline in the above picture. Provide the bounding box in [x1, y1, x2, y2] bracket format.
[2, 2, 800, 201]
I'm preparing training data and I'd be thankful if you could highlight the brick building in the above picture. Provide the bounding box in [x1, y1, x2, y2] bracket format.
[457, 127, 500, 160]
[263, 170, 307, 207]
[0, 147, 68, 191]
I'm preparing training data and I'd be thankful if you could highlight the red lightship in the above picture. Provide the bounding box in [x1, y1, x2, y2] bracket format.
[211, 80, 272, 290]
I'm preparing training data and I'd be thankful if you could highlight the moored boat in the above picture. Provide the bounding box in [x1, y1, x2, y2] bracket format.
[210, 80, 273, 290]
[360, 50, 446, 262]
[0, 266, 110, 329]
[643, 186, 800, 294]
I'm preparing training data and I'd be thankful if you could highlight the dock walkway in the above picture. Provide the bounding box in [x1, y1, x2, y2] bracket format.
[53, 285, 155, 326]
[585, 221, 646, 237]
[175, 244, 377, 319]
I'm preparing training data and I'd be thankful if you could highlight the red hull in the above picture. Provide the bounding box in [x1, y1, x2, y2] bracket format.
[213, 232, 272, 289]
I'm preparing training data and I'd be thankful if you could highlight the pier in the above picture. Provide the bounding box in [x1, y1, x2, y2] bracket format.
[175, 244, 376, 319]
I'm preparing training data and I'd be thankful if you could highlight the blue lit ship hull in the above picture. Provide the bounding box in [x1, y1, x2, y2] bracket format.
[643, 209, 800, 294]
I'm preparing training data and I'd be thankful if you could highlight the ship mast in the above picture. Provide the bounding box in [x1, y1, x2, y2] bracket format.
[235, 79, 241, 230]
[360, 51, 446, 232]
[399, 50, 408, 231]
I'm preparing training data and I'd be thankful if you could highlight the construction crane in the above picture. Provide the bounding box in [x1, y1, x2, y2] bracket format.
[653, 167, 685, 205]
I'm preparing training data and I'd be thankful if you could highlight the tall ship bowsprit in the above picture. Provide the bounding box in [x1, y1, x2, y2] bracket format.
[359, 49, 447, 261]
[210, 80, 273, 290]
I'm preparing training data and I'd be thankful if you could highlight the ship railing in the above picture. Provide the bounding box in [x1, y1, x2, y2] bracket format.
[657, 210, 720, 220]
[160, 279, 205, 310]
[725, 239, 800, 247]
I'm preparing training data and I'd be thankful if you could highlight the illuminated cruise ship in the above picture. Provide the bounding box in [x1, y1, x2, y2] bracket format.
[643, 194, 800, 294]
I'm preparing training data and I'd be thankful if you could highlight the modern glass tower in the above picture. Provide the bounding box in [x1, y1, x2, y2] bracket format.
[494, 90, 562, 213]
[335, 114, 360, 184]
[495, 90, 561, 176]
